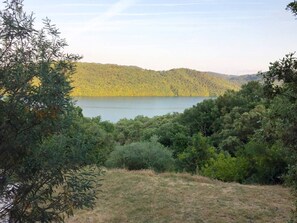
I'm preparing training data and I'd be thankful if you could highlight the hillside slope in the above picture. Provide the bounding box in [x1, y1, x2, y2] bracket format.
[71, 63, 242, 97]
[67, 169, 293, 223]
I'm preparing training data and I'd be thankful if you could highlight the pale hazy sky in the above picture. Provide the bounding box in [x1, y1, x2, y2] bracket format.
[17, 0, 297, 74]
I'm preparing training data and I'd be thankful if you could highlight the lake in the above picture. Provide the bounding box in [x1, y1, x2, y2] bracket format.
[74, 97, 211, 122]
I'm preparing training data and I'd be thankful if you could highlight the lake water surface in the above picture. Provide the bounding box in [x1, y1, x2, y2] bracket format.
[75, 97, 211, 122]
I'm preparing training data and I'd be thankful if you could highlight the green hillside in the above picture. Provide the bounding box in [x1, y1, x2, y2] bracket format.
[71, 63, 242, 97]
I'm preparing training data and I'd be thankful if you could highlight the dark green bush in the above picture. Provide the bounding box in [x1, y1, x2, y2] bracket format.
[105, 140, 174, 172]
[237, 141, 287, 184]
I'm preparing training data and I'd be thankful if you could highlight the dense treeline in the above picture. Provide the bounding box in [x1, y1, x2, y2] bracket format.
[71, 63, 243, 96]
[105, 82, 285, 184]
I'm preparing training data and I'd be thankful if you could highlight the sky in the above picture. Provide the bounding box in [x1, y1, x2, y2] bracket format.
[13, 0, 297, 74]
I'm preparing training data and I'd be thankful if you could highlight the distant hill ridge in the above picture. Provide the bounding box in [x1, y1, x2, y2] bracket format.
[71, 63, 259, 97]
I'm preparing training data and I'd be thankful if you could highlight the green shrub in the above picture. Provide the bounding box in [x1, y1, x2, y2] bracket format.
[238, 141, 287, 184]
[105, 140, 174, 172]
[176, 133, 214, 173]
[201, 152, 249, 182]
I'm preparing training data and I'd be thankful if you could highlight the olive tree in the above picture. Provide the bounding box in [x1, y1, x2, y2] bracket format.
[0, 0, 100, 222]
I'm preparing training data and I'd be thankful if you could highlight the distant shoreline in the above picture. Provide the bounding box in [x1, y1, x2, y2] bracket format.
[72, 95, 218, 98]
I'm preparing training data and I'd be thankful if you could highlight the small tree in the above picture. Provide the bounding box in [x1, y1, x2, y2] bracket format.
[0, 0, 100, 222]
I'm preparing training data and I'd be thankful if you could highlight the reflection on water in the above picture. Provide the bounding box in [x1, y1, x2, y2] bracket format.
[74, 96, 212, 122]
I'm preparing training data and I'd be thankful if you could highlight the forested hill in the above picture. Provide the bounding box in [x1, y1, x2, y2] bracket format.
[209, 72, 261, 85]
[71, 63, 251, 97]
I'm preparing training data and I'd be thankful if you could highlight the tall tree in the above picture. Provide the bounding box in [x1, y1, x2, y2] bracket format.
[0, 0, 100, 222]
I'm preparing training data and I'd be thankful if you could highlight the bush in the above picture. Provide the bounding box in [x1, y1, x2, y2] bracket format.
[176, 133, 213, 173]
[201, 152, 249, 182]
[105, 140, 174, 172]
[238, 141, 287, 184]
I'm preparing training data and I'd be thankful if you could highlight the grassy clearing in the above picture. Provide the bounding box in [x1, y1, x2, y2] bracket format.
[66, 169, 293, 223]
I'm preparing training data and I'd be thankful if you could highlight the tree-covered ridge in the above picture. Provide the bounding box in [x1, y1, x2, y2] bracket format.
[212, 73, 261, 85]
[71, 63, 242, 97]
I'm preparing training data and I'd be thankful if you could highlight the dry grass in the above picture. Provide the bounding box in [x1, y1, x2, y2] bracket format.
[66, 169, 294, 223]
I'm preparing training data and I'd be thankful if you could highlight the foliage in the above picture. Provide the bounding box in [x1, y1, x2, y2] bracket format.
[153, 121, 189, 157]
[237, 141, 287, 184]
[177, 133, 214, 173]
[201, 152, 249, 183]
[70, 115, 115, 165]
[105, 139, 174, 172]
[71, 63, 241, 96]
[261, 54, 297, 152]
[15, 135, 102, 221]
[180, 99, 220, 136]
[262, 53, 297, 99]
[226, 73, 261, 85]
[0, 1, 100, 222]
[109, 80, 288, 184]
[108, 77, 291, 186]
[261, 53, 297, 217]
[113, 114, 191, 163]
[210, 81, 265, 150]
[216, 81, 265, 114]
[217, 104, 266, 155]
[114, 116, 147, 145]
